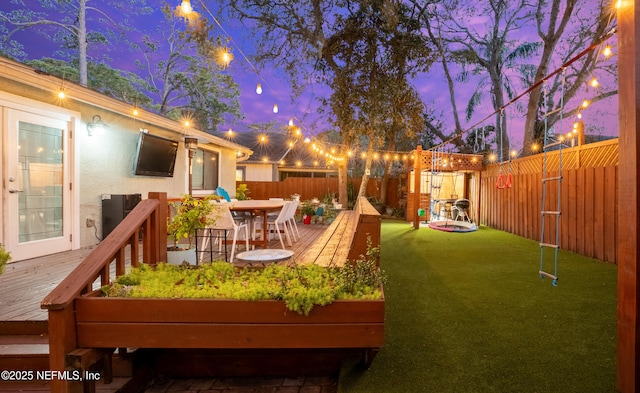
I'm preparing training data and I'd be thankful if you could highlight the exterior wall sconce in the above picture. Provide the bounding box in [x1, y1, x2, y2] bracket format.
[87, 115, 107, 136]
[184, 137, 198, 196]
[184, 137, 198, 158]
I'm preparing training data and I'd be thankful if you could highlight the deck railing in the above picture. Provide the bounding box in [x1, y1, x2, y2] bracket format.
[41, 192, 167, 393]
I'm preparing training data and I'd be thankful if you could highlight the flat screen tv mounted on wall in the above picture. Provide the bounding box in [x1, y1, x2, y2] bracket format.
[133, 131, 179, 177]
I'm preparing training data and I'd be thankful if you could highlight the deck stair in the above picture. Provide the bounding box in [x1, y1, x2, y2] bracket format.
[0, 321, 50, 371]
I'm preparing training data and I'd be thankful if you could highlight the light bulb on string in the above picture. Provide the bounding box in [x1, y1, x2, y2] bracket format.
[289, 118, 294, 126]
[132, 108, 139, 116]
[180, 0, 193, 14]
[57, 90, 65, 99]
[273, 104, 278, 113]
[590, 76, 599, 88]
[256, 83, 262, 94]
[603, 45, 612, 58]
[581, 99, 590, 109]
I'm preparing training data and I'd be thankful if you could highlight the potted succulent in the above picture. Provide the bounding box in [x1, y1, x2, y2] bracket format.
[167, 194, 218, 265]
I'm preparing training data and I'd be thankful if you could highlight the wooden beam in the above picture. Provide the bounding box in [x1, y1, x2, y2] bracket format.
[413, 145, 422, 230]
[617, 3, 640, 392]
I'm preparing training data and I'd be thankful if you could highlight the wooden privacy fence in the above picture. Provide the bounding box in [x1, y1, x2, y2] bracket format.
[238, 177, 400, 207]
[481, 138, 618, 263]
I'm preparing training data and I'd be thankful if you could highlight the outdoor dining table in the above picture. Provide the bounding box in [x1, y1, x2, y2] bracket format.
[228, 199, 286, 249]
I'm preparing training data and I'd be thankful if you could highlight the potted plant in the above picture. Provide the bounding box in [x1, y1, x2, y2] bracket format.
[167, 194, 217, 265]
[300, 201, 316, 225]
[236, 184, 251, 200]
[0, 243, 11, 275]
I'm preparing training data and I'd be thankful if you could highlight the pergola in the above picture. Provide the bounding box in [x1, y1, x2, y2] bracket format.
[407, 145, 483, 229]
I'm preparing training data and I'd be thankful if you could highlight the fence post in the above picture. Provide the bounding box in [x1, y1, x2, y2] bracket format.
[413, 145, 422, 230]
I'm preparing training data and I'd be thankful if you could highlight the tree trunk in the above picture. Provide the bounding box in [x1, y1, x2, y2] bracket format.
[78, 0, 88, 86]
[379, 137, 396, 206]
[358, 143, 374, 199]
[338, 160, 348, 208]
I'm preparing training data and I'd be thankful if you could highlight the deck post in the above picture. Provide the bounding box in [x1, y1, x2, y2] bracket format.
[617, 3, 640, 392]
[413, 145, 422, 230]
[48, 307, 82, 393]
[148, 192, 167, 263]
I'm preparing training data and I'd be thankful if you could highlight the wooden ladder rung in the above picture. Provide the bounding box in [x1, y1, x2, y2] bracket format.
[541, 211, 561, 215]
[539, 270, 558, 280]
[539, 242, 559, 249]
[542, 176, 562, 182]
[543, 107, 562, 118]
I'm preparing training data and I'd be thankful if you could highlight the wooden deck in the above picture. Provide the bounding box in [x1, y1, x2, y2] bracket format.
[0, 223, 326, 323]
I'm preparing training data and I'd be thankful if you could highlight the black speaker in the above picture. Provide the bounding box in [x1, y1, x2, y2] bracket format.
[101, 194, 142, 239]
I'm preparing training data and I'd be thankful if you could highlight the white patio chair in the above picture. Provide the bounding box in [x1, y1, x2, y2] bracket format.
[199, 204, 249, 263]
[285, 200, 300, 242]
[253, 201, 294, 249]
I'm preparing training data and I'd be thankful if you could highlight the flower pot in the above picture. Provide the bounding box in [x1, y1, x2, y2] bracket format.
[167, 246, 197, 265]
[303, 215, 312, 225]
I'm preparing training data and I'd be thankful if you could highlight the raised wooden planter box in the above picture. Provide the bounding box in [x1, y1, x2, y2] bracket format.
[74, 295, 385, 353]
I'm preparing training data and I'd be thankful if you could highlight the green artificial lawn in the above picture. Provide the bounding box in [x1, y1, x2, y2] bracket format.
[339, 221, 617, 393]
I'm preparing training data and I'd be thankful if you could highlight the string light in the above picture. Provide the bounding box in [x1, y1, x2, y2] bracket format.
[256, 83, 262, 94]
[273, 104, 278, 113]
[132, 108, 139, 116]
[57, 90, 65, 99]
[220, 50, 233, 66]
[589, 76, 599, 88]
[581, 99, 590, 109]
[180, 0, 192, 14]
[602, 45, 612, 58]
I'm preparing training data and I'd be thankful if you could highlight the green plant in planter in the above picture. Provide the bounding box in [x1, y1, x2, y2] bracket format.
[0, 243, 11, 275]
[103, 239, 385, 316]
[236, 184, 251, 200]
[300, 201, 316, 217]
[167, 194, 219, 250]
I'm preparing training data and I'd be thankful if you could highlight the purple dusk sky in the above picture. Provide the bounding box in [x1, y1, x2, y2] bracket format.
[1, 0, 619, 153]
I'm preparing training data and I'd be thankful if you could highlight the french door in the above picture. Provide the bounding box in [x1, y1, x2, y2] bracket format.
[4, 109, 72, 261]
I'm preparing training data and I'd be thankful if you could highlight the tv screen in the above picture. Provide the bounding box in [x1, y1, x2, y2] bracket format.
[133, 132, 179, 177]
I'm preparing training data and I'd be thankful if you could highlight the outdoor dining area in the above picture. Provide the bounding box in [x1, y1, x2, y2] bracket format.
[171, 193, 308, 266]
[168, 187, 351, 267]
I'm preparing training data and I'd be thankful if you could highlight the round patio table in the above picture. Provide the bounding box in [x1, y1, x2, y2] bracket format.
[234, 249, 294, 267]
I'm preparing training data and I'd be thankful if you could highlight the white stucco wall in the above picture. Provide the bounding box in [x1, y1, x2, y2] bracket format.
[243, 163, 275, 181]
[77, 112, 188, 247]
[1, 61, 250, 255]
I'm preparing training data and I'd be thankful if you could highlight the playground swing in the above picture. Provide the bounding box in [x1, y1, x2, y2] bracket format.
[429, 148, 445, 221]
[495, 109, 513, 189]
